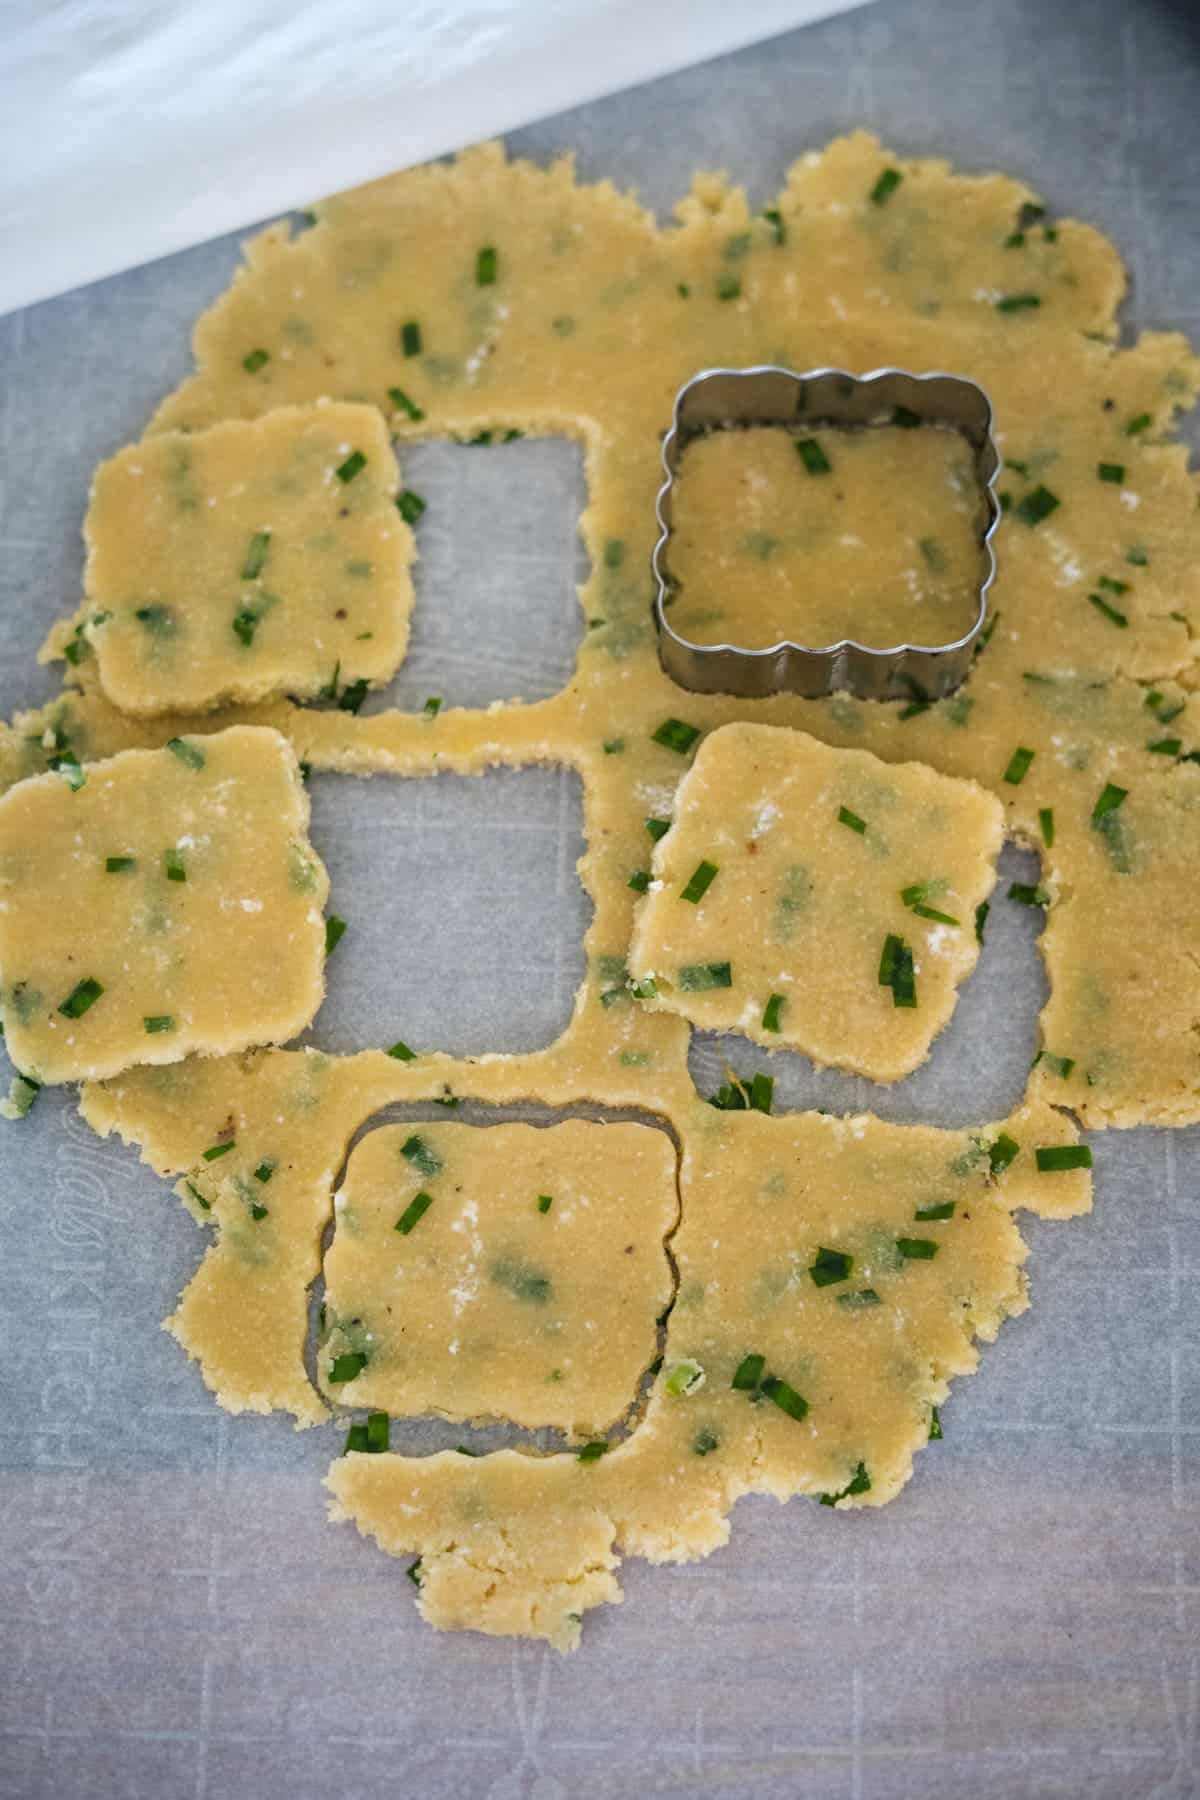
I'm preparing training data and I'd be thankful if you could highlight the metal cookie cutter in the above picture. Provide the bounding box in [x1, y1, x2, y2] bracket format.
[652, 365, 1001, 702]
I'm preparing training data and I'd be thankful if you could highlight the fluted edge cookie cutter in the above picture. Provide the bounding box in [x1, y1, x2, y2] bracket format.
[651, 365, 1001, 702]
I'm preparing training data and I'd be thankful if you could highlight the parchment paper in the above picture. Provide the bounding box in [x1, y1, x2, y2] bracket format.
[1, 1, 1198, 1795]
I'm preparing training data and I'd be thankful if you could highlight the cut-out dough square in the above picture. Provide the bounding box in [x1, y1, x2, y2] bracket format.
[628, 723, 1003, 1082]
[320, 1118, 677, 1436]
[0, 726, 328, 1083]
[45, 401, 413, 715]
[666, 423, 982, 650]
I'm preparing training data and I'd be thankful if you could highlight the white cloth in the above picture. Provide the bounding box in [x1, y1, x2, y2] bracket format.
[0, 0, 872, 316]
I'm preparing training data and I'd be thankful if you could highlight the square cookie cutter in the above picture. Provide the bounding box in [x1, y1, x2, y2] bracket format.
[652, 365, 1001, 701]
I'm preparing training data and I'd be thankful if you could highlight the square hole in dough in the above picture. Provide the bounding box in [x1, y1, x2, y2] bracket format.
[320, 1117, 677, 1436]
[0, 726, 327, 1084]
[305, 765, 588, 1056]
[628, 722, 1004, 1085]
[46, 401, 413, 715]
[359, 435, 587, 713]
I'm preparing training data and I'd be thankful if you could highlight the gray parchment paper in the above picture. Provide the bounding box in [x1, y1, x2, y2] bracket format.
[1, 1, 1198, 1795]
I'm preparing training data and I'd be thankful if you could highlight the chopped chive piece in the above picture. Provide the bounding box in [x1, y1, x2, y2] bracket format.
[58, 976, 104, 1019]
[335, 450, 366, 484]
[603, 538, 625, 569]
[878, 934, 916, 1008]
[397, 489, 426, 525]
[577, 1441, 608, 1463]
[680, 860, 719, 904]
[628, 977, 657, 1001]
[1088, 591, 1128, 627]
[1097, 461, 1125, 483]
[678, 961, 732, 991]
[395, 1190, 434, 1235]
[996, 293, 1041, 313]
[975, 900, 990, 944]
[55, 757, 86, 791]
[1004, 458, 1030, 477]
[324, 916, 347, 955]
[337, 678, 369, 714]
[915, 1201, 955, 1221]
[891, 405, 922, 429]
[796, 437, 832, 475]
[896, 1237, 938, 1260]
[1008, 883, 1049, 907]
[344, 1423, 369, 1454]
[455, 1444, 479, 1457]
[232, 603, 266, 648]
[328, 1351, 368, 1383]
[1093, 782, 1127, 822]
[143, 1015, 175, 1034]
[1039, 807, 1055, 847]
[761, 207, 786, 245]
[406, 1559, 422, 1586]
[1004, 745, 1036, 784]
[988, 1133, 1020, 1174]
[603, 737, 625, 755]
[900, 884, 960, 928]
[185, 1181, 209, 1211]
[537, 1194, 553, 1215]
[366, 1411, 389, 1452]
[1036, 1144, 1092, 1172]
[388, 1040, 416, 1061]
[250, 1202, 269, 1221]
[1004, 231, 1025, 249]
[809, 1246, 853, 1287]
[475, 245, 498, 286]
[401, 1134, 442, 1178]
[242, 348, 269, 373]
[1125, 412, 1152, 436]
[762, 993, 786, 1033]
[423, 696, 442, 719]
[1148, 737, 1182, 755]
[105, 855, 136, 873]
[838, 1288, 881, 1310]
[732, 1353, 765, 1391]
[134, 603, 175, 634]
[1098, 575, 1130, 596]
[651, 718, 700, 755]
[166, 737, 206, 771]
[929, 1407, 943, 1441]
[241, 531, 271, 580]
[837, 805, 867, 835]
[761, 1375, 808, 1421]
[748, 1072, 774, 1115]
[715, 273, 741, 301]
[628, 870, 651, 893]
[898, 701, 930, 721]
[1038, 1051, 1075, 1078]
[401, 321, 422, 357]
[820, 1462, 871, 1506]
[645, 817, 671, 841]
[664, 1359, 705, 1397]
[253, 1160, 276, 1183]
[1126, 545, 1149, 566]
[870, 167, 903, 205]
[694, 1429, 719, 1457]
[202, 1140, 235, 1162]
[1014, 485, 1060, 527]
[388, 386, 425, 421]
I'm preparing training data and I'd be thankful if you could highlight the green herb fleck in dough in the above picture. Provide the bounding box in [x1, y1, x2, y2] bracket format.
[242, 348, 270, 373]
[809, 1246, 853, 1287]
[652, 718, 701, 755]
[761, 1375, 809, 1421]
[240, 531, 271, 580]
[166, 737, 206, 770]
[796, 437, 832, 475]
[401, 321, 422, 357]
[820, 1461, 871, 1505]
[678, 961, 732, 991]
[395, 1190, 434, 1235]
[896, 1237, 939, 1260]
[335, 450, 367, 484]
[325, 916, 348, 955]
[1036, 1145, 1093, 1172]
[1014, 485, 1060, 527]
[400, 1133, 442, 1178]
[870, 167, 903, 205]
[476, 245, 498, 286]
[59, 977, 104, 1019]
[680, 860, 719, 904]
